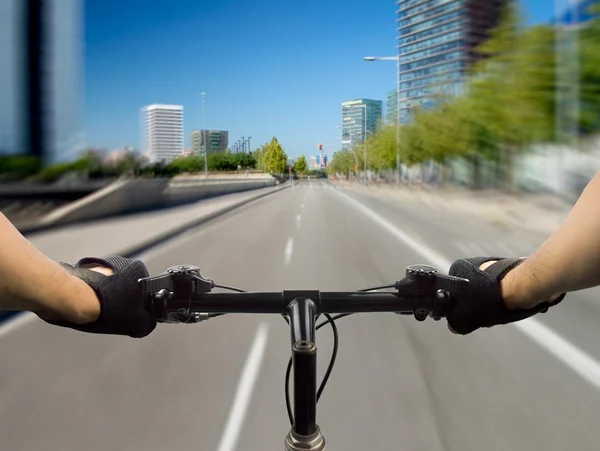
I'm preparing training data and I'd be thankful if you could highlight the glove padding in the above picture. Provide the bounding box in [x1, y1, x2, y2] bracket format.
[447, 256, 565, 335]
[47, 256, 157, 338]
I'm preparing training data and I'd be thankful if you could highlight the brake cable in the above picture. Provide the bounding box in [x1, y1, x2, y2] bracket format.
[210, 282, 397, 426]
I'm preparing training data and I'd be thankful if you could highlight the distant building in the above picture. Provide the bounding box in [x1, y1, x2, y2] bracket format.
[341, 99, 383, 151]
[309, 155, 319, 170]
[140, 104, 184, 163]
[319, 155, 328, 169]
[199, 130, 229, 153]
[397, 0, 509, 123]
[191, 130, 202, 155]
[104, 146, 145, 166]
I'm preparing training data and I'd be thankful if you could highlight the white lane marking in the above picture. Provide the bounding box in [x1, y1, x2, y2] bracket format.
[334, 188, 600, 390]
[0, 312, 37, 339]
[513, 318, 600, 389]
[284, 238, 294, 265]
[296, 214, 301, 229]
[216, 323, 269, 451]
[333, 189, 448, 268]
[301, 203, 304, 209]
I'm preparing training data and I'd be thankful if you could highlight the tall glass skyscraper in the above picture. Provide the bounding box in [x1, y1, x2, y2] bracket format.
[0, 0, 85, 163]
[397, 0, 507, 123]
[341, 99, 383, 150]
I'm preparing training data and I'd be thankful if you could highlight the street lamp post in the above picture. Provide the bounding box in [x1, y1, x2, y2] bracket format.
[247, 137, 252, 154]
[241, 137, 245, 153]
[364, 56, 401, 184]
[202, 92, 207, 177]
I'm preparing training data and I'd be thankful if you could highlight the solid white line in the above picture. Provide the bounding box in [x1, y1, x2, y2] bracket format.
[334, 188, 600, 390]
[216, 322, 269, 451]
[284, 238, 294, 265]
[296, 214, 301, 229]
[334, 189, 449, 268]
[0, 312, 38, 339]
[513, 318, 600, 389]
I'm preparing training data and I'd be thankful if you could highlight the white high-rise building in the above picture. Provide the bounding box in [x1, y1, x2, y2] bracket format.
[140, 104, 184, 163]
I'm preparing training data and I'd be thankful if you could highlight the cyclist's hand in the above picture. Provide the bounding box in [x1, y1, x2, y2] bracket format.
[446, 257, 565, 335]
[45, 256, 157, 338]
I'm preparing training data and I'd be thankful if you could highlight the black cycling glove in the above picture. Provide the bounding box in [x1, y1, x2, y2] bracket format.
[46, 255, 157, 338]
[447, 256, 565, 335]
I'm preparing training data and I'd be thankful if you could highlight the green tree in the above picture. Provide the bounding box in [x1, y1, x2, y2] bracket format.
[264, 137, 287, 174]
[327, 150, 357, 177]
[294, 155, 308, 175]
[0, 155, 41, 181]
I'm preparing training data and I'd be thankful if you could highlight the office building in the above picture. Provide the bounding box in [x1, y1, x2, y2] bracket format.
[140, 104, 184, 163]
[309, 156, 319, 170]
[397, 0, 507, 123]
[341, 99, 383, 150]
[319, 154, 328, 169]
[0, 0, 85, 163]
[386, 90, 398, 125]
[199, 130, 229, 153]
[191, 130, 202, 155]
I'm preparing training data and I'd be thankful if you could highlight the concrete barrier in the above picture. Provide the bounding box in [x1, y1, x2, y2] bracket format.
[27, 174, 277, 231]
[165, 174, 276, 205]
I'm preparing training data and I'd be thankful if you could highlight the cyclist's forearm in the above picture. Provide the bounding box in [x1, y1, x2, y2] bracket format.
[502, 171, 600, 308]
[0, 213, 98, 322]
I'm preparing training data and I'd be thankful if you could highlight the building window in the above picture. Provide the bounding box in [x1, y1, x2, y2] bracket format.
[400, 50, 463, 72]
[398, 19, 463, 47]
[399, 30, 462, 54]
[400, 10, 463, 37]
[400, 40, 464, 63]
[398, 0, 462, 27]
[399, 60, 464, 81]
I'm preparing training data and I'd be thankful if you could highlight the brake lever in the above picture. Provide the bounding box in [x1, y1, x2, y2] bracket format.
[139, 265, 214, 323]
[395, 265, 469, 321]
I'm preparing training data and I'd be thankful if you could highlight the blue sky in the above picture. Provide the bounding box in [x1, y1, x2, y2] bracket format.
[84, 0, 561, 159]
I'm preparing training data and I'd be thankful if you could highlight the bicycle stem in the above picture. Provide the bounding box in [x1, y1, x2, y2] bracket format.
[285, 298, 326, 451]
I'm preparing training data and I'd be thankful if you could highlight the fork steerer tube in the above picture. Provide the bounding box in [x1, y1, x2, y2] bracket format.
[289, 299, 317, 436]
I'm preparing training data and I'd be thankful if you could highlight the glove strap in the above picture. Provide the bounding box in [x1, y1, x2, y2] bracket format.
[484, 257, 527, 280]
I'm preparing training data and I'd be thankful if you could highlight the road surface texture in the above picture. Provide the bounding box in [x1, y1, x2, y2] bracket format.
[1, 179, 600, 451]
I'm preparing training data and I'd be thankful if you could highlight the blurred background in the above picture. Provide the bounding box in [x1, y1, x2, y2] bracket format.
[2, 0, 600, 450]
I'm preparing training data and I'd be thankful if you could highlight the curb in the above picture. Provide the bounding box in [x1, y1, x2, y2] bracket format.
[118, 184, 291, 258]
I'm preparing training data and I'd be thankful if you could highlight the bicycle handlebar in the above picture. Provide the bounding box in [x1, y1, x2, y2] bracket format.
[138, 263, 469, 451]
[140, 264, 469, 322]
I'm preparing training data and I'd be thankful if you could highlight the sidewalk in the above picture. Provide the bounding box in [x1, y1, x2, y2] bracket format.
[335, 180, 572, 237]
[27, 185, 289, 264]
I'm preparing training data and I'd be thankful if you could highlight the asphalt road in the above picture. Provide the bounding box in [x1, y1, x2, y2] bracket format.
[2, 179, 600, 451]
